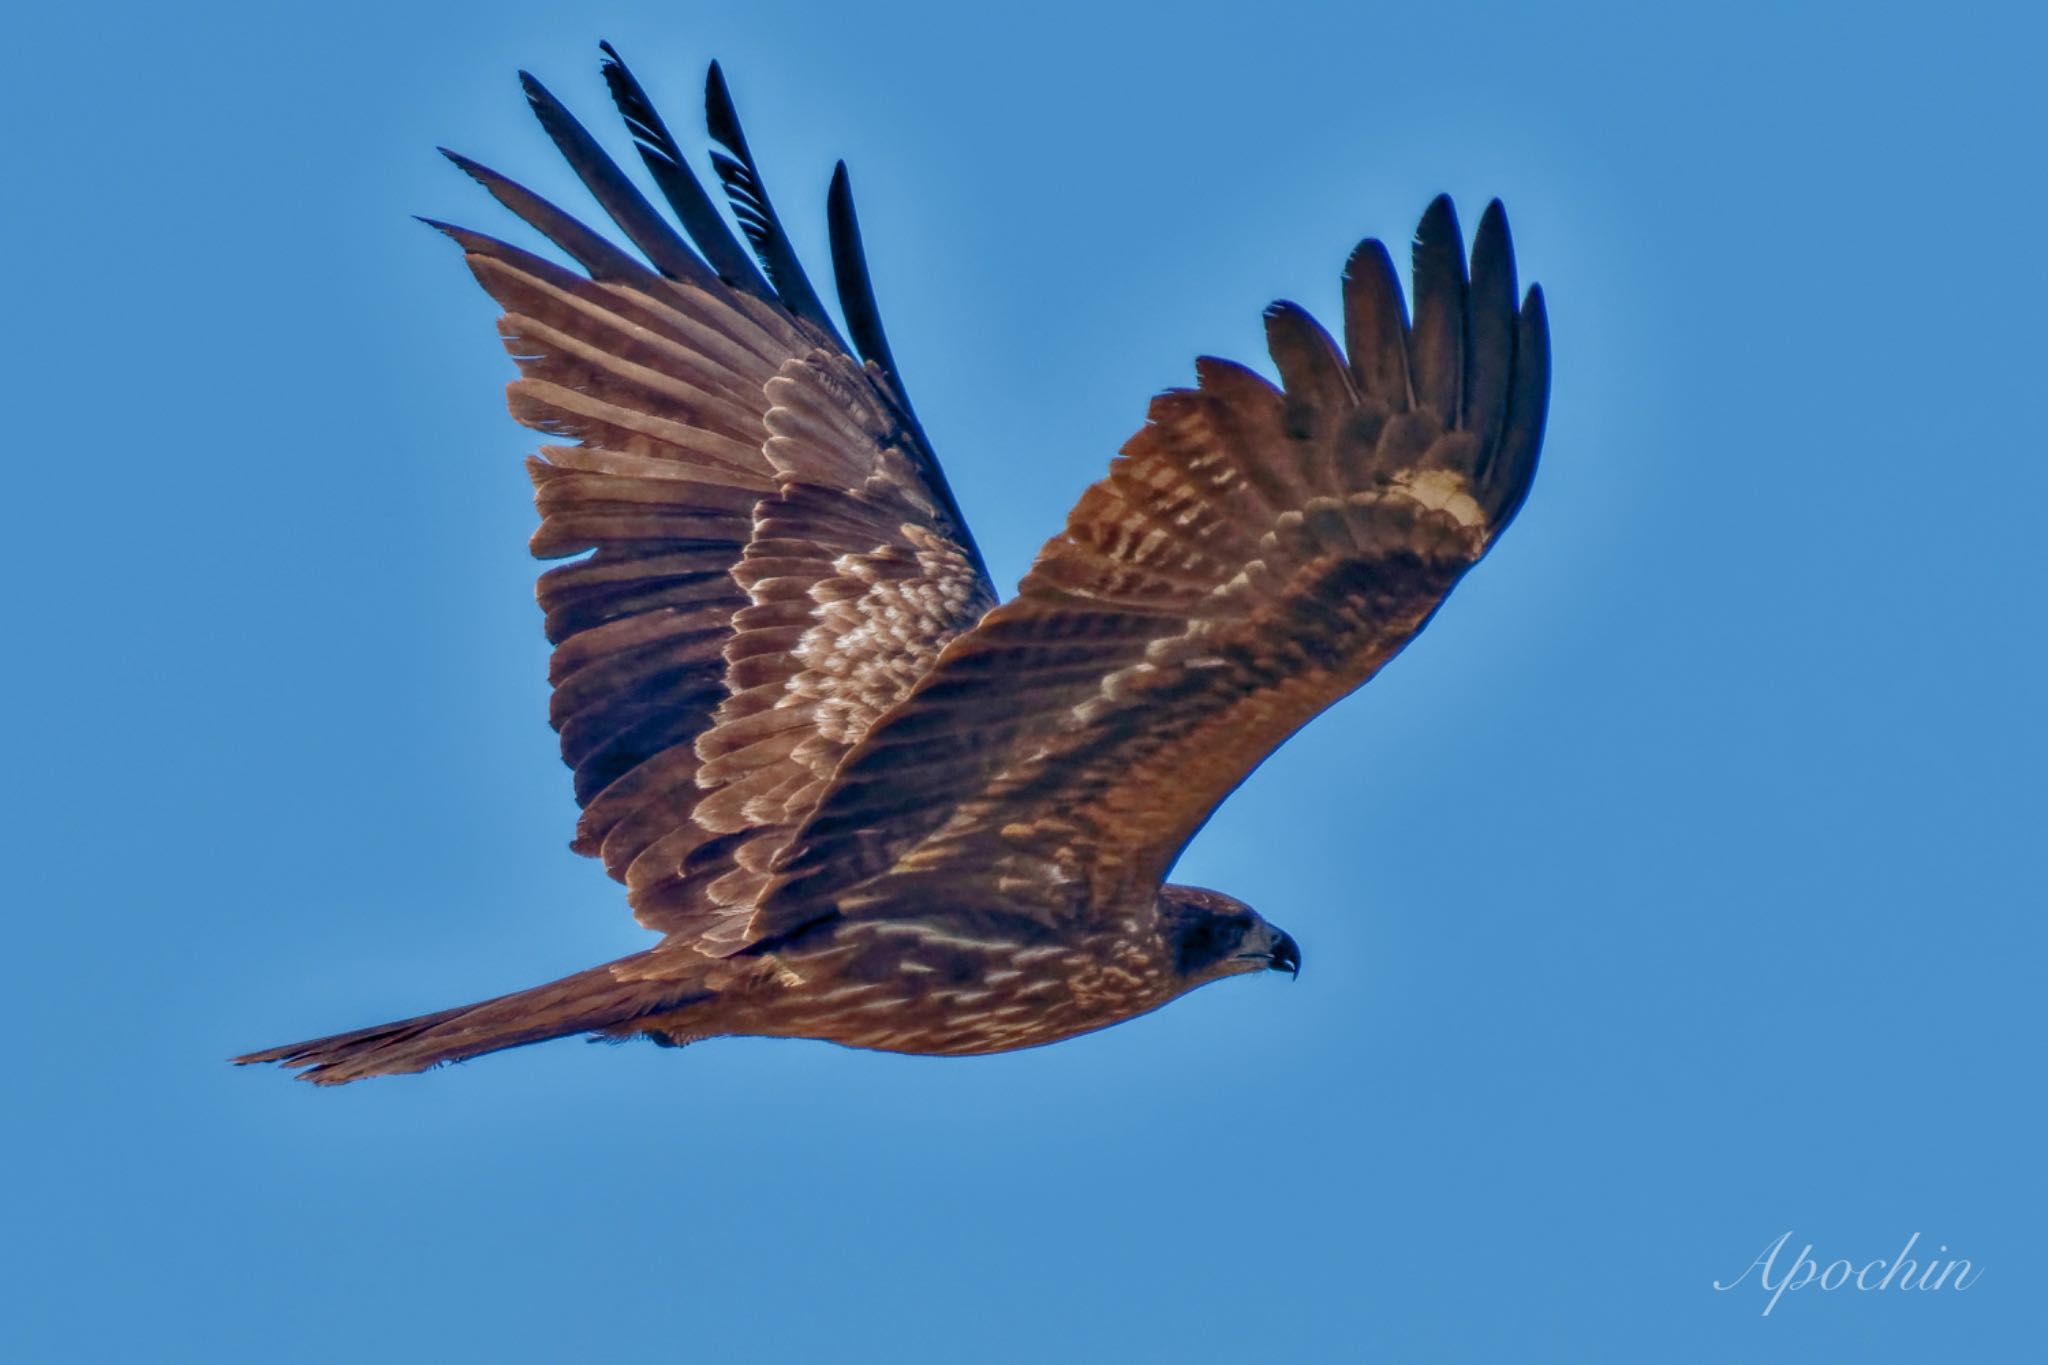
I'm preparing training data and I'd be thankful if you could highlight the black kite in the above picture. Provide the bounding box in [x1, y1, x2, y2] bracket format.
[238, 46, 1550, 1083]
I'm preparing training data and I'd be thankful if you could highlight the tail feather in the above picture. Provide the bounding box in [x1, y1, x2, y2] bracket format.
[233, 952, 709, 1085]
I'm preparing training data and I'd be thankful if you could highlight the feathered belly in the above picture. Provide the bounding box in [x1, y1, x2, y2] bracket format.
[724, 917, 1178, 1056]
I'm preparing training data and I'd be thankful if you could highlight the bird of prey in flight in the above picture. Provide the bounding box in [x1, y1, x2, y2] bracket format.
[237, 44, 1550, 1084]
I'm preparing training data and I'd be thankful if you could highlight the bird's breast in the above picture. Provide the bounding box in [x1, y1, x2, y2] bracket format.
[736, 912, 1178, 1056]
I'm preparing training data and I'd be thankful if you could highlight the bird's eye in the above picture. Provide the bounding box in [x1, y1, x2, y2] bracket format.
[1174, 913, 1251, 974]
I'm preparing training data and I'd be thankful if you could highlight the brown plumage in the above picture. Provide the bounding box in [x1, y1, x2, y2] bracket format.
[236, 46, 1550, 1084]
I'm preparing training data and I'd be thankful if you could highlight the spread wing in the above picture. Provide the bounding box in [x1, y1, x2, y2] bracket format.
[438, 50, 995, 949]
[750, 198, 1548, 937]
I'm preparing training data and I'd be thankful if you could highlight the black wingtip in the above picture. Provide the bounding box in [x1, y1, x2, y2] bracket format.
[1340, 236, 1411, 406]
[1521, 283, 1550, 374]
[1475, 198, 1510, 250]
[515, 61, 717, 284]
[594, 42, 773, 298]
[1412, 195, 1465, 282]
[516, 71, 566, 128]
[698, 59, 842, 339]
[1416, 193, 1459, 245]
[1489, 282, 1551, 531]
[1471, 200, 1516, 298]
[1464, 199, 1519, 456]
[1408, 195, 1469, 427]
[516, 71, 569, 132]
[827, 159, 897, 374]
[822, 154, 986, 580]
[438, 146, 485, 179]
[1263, 299, 1354, 434]
[1525, 288, 1549, 381]
[704, 61, 740, 149]
[412, 215, 501, 257]
[434, 144, 649, 282]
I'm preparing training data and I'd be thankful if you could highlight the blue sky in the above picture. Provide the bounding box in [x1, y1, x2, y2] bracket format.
[6, 1, 2043, 1360]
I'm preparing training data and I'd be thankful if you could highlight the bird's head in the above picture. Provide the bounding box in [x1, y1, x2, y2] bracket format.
[1157, 885, 1300, 986]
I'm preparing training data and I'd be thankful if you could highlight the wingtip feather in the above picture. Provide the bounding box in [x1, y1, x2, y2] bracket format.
[1464, 198, 1519, 457]
[1341, 237, 1411, 407]
[1263, 300, 1354, 434]
[1408, 194, 1469, 428]
[704, 61, 741, 149]
[1487, 283, 1551, 530]
[595, 42, 774, 297]
[827, 159, 893, 373]
[696, 60, 841, 339]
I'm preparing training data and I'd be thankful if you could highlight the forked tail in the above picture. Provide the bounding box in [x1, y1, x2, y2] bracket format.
[232, 952, 710, 1085]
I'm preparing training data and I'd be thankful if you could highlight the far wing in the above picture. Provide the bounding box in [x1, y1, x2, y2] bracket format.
[751, 198, 1549, 935]
[439, 50, 994, 948]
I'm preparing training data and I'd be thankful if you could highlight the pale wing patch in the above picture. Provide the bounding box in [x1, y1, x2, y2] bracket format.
[1390, 469, 1485, 527]
[795, 526, 995, 746]
[626, 348, 995, 943]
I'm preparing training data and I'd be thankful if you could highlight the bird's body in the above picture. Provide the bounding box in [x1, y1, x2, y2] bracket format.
[237, 44, 1549, 1085]
[647, 903, 1187, 1057]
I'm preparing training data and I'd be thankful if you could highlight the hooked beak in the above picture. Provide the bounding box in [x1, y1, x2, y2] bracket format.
[1268, 930, 1300, 979]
